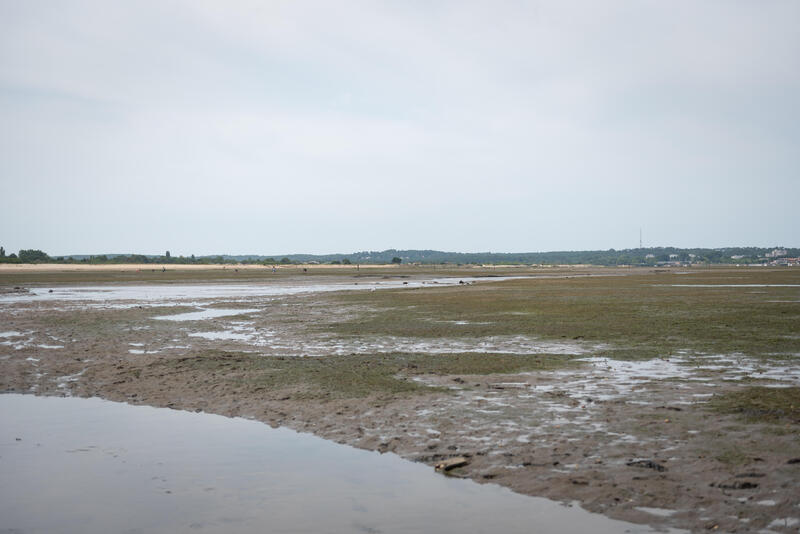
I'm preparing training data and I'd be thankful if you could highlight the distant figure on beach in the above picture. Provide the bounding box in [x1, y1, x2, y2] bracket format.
[272, 266, 276, 273]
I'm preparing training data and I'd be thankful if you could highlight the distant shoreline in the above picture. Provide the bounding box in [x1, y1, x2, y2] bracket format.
[0, 263, 404, 272]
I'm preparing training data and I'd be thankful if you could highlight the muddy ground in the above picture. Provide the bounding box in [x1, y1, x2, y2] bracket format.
[1, 267, 799, 532]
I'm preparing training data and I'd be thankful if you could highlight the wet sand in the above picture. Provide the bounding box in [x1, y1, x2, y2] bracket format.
[1, 269, 799, 532]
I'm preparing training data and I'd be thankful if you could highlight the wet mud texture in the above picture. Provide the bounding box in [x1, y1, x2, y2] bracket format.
[2, 270, 800, 533]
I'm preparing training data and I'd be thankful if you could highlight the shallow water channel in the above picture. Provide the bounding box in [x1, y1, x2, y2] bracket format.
[0, 276, 522, 305]
[0, 394, 668, 534]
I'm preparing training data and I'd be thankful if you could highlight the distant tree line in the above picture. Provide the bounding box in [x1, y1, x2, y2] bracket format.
[1, 246, 797, 266]
[0, 248, 52, 263]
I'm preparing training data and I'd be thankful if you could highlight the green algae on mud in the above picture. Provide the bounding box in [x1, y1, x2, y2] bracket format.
[36, 304, 199, 334]
[709, 386, 800, 424]
[155, 351, 582, 400]
[325, 268, 800, 360]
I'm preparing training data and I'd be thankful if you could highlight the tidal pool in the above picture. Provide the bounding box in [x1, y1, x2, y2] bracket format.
[0, 277, 524, 305]
[154, 308, 260, 321]
[0, 395, 672, 534]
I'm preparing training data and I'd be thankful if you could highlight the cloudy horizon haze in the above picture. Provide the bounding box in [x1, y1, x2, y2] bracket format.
[2, 1, 798, 257]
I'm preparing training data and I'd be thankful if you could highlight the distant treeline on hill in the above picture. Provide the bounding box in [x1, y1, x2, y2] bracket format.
[0, 246, 797, 266]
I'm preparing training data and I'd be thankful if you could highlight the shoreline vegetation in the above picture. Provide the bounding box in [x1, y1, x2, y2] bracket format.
[0, 246, 798, 267]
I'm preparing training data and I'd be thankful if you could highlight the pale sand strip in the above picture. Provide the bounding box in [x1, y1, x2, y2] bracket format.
[0, 263, 401, 273]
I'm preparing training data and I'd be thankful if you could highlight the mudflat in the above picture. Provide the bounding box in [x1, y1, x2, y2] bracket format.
[1, 265, 799, 532]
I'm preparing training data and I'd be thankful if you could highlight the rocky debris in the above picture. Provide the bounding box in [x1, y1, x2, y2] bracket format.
[435, 456, 468, 472]
[0, 286, 30, 295]
[715, 479, 759, 490]
[626, 460, 666, 472]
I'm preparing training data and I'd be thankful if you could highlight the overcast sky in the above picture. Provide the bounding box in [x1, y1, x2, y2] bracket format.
[1, 1, 798, 256]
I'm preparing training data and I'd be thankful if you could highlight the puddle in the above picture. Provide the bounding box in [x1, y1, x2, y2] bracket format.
[439, 320, 493, 326]
[188, 327, 595, 357]
[768, 517, 800, 529]
[0, 277, 525, 305]
[0, 394, 673, 534]
[401, 351, 800, 469]
[154, 308, 260, 321]
[189, 331, 253, 341]
[689, 354, 800, 386]
[635, 507, 678, 517]
[56, 369, 86, 391]
[0, 331, 22, 337]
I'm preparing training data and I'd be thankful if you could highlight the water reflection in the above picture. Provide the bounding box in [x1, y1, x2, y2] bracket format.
[0, 395, 675, 534]
[0, 277, 523, 304]
[154, 308, 259, 321]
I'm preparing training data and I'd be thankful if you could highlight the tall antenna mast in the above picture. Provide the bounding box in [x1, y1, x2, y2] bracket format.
[639, 228, 642, 249]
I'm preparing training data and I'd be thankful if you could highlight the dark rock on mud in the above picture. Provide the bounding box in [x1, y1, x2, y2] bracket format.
[626, 460, 666, 472]
[715, 480, 760, 490]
